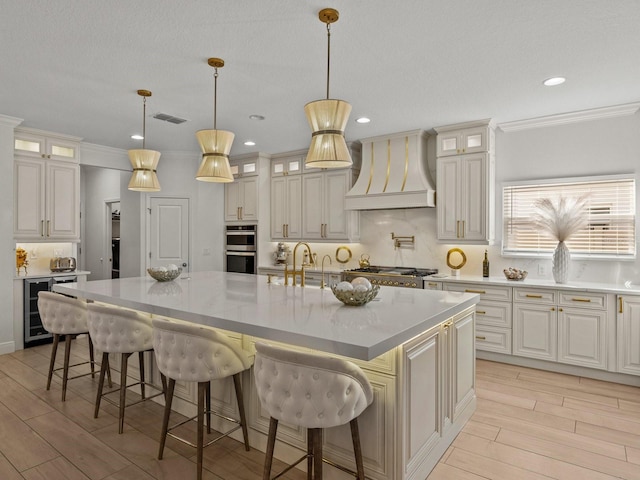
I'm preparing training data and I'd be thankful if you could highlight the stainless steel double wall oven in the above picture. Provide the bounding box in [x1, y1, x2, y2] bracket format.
[225, 225, 257, 274]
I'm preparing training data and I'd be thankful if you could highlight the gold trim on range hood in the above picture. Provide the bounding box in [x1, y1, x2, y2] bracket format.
[345, 129, 436, 210]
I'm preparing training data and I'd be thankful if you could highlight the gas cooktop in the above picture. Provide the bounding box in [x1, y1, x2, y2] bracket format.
[342, 266, 438, 288]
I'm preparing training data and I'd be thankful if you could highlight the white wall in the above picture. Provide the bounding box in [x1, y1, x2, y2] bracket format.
[0, 115, 22, 354]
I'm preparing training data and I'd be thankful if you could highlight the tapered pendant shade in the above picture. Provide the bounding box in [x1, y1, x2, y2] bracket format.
[195, 129, 234, 182]
[128, 148, 161, 191]
[305, 98, 352, 168]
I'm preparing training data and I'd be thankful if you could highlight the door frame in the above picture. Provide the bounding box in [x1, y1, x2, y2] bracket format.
[104, 199, 120, 279]
[145, 195, 192, 273]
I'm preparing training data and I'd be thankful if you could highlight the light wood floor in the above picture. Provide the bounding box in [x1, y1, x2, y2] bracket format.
[0, 339, 638, 480]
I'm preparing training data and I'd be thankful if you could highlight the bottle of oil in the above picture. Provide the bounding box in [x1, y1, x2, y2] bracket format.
[482, 250, 490, 278]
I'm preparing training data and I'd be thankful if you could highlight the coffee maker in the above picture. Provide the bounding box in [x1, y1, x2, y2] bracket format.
[274, 242, 289, 265]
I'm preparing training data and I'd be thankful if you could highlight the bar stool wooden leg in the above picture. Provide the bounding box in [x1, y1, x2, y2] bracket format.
[206, 381, 211, 434]
[118, 353, 130, 434]
[307, 429, 313, 480]
[47, 333, 60, 391]
[94, 352, 109, 418]
[158, 378, 175, 460]
[88, 335, 96, 378]
[350, 419, 365, 480]
[263, 417, 278, 480]
[233, 373, 250, 451]
[61, 334, 73, 401]
[197, 382, 207, 480]
[139, 351, 146, 399]
[312, 428, 323, 479]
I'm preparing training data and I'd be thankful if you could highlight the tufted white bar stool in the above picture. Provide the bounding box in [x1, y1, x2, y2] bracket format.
[37, 291, 101, 401]
[254, 342, 374, 480]
[87, 303, 165, 434]
[152, 317, 253, 480]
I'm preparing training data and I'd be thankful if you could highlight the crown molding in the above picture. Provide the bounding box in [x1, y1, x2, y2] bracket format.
[498, 102, 640, 132]
[0, 114, 23, 128]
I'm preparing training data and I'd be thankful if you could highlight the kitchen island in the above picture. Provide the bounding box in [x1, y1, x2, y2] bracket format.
[54, 271, 479, 480]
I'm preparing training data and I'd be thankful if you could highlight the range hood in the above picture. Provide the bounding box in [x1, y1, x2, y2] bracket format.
[345, 129, 436, 210]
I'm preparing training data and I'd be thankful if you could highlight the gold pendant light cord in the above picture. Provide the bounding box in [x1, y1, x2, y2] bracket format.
[142, 96, 147, 149]
[326, 22, 331, 99]
[213, 67, 219, 130]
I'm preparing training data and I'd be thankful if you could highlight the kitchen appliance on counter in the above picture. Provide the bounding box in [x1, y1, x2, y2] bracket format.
[273, 242, 290, 265]
[49, 257, 76, 272]
[342, 266, 438, 289]
[225, 225, 256, 274]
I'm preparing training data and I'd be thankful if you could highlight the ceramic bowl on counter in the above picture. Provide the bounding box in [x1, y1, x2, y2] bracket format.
[147, 265, 182, 282]
[503, 267, 528, 281]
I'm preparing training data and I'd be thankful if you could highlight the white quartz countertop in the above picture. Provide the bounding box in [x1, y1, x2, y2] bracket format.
[425, 274, 640, 295]
[53, 270, 479, 360]
[14, 270, 90, 280]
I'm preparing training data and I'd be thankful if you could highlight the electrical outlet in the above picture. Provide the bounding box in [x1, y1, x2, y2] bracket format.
[538, 264, 547, 276]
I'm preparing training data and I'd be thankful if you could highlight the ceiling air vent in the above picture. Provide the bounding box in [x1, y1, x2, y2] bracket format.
[153, 113, 188, 124]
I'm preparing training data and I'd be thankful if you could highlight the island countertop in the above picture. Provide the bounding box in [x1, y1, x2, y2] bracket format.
[53, 270, 479, 361]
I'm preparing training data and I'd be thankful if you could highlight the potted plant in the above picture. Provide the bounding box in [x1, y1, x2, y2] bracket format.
[533, 195, 588, 283]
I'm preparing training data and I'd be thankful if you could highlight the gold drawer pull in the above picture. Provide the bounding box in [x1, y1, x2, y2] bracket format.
[427, 282, 438, 287]
[571, 298, 591, 303]
[476, 310, 486, 315]
[475, 336, 486, 340]
[465, 289, 486, 294]
[526, 294, 543, 299]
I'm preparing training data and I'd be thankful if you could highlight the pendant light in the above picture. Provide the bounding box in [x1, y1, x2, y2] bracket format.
[195, 58, 234, 182]
[304, 8, 352, 169]
[128, 89, 161, 192]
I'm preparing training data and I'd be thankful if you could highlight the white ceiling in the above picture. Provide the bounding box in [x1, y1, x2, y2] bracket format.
[2, 1, 639, 156]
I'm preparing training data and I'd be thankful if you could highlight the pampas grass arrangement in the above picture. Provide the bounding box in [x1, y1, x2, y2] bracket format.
[533, 195, 589, 242]
[533, 194, 589, 283]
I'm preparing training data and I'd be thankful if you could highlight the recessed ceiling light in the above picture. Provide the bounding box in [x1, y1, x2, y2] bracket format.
[249, 114, 265, 121]
[543, 77, 566, 86]
[355, 117, 371, 124]
[244, 140, 256, 146]
[131, 134, 144, 140]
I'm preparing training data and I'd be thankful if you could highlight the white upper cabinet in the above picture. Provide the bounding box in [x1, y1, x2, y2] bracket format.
[436, 123, 492, 157]
[14, 157, 80, 241]
[270, 174, 302, 240]
[14, 128, 81, 241]
[271, 151, 303, 177]
[435, 120, 495, 244]
[15, 129, 80, 162]
[225, 153, 269, 223]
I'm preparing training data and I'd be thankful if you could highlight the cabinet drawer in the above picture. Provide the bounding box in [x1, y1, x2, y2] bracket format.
[444, 283, 511, 302]
[424, 280, 442, 290]
[475, 300, 512, 328]
[475, 326, 511, 354]
[558, 291, 607, 310]
[514, 288, 557, 304]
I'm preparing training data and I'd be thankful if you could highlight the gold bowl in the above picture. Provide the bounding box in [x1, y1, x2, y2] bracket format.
[330, 284, 380, 306]
[147, 267, 182, 282]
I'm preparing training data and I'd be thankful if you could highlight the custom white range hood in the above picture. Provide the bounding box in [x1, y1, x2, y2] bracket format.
[345, 129, 436, 210]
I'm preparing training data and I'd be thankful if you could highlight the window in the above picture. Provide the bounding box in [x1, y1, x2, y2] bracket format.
[503, 175, 636, 258]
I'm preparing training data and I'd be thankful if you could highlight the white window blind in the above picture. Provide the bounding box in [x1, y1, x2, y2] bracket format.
[503, 176, 636, 258]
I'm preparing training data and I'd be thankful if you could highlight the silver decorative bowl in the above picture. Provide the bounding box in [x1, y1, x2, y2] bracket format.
[504, 268, 528, 281]
[330, 284, 380, 306]
[147, 267, 182, 282]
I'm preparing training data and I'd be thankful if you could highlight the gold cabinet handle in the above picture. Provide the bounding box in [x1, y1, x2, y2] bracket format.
[41, 220, 45, 237]
[571, 297, 591, 303]
[443, 321, 453, 329]
[456, 220, 460, 238]
[526, 294, 543, 299]
[461, 220, 465, 238]
[47, 220, 51, 237]
[551, 307, 556, 311]
[427, 282, 438, 287]
[559, 308, 563, 312]
[619, 297, 623, 314]
[475, 335, 486, 340]
[465, 289, 486, 294]
[476, 310, 486, 315]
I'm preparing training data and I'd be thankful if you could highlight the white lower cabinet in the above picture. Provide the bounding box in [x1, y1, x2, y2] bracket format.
[513, 288, 609, 369]
[617, 295, 640, 376]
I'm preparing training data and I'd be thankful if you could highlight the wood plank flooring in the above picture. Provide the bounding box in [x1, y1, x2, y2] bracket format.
[0, 339, 638, 479]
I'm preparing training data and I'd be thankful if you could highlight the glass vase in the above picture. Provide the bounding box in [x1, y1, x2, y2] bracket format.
[552, 241, 570, 283]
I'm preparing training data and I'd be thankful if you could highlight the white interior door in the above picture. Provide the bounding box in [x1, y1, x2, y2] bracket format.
[149, 197, 190, 271]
